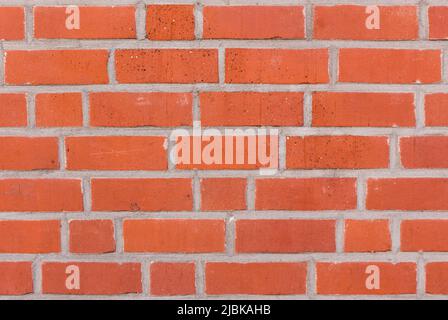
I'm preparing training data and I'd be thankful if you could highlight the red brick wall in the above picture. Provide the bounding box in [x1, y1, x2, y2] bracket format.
[0, 1, 446, 298]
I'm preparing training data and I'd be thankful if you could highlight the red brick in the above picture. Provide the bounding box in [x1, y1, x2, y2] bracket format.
[256, 178, 356, 210]
[316, 262, 416, 295]
[150, 262, 195, 296]
[312, 92, 415, 127]
[0, 94, 27, 127]
[286, 136, 389, 169]
[314, 5, 418, 40]
[147, 5, 194, 40]
[235, 220, 335, 253]
[69, 220, 115, 254]
[123, 219, 225, 253]
[5, 50, 109, 85]
[200, 92, 303, 126]
[344, 220, 391, 252]
[0, 179, 83, 212]
[206, 262, 307, 295]
[0, 7, 24, 40]
[0, 137, 59, 170]
[115, 49, 218, 84]
[35, 93, 83, 127]
[339, 49, 441, 84]
[425, 93, 448, 126]
[400, 136, 448, 168]
[42, 262, 141, 295]
[0, 262, 33, 295]
[174, 135, 278, 170]
[203, 6, 304, 39]
[426, 263, 448, 294]
[34, 6, 136, 39]
[0, 220, 60, 253]
[91, 178, 192, 212]
[65, 136, 167, 170]
[401, 220, 448, 252]
[429, 7, 448, 39]
[226, 49, 329, 84]
[90, 92, 192, 127]
[367, 178, 448, 211]
[201, 178, 246, 211]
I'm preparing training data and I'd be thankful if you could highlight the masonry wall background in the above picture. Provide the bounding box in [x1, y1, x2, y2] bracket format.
[1, 0, 448, 299]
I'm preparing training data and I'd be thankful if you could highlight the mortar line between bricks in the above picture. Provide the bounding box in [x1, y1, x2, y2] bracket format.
[6, 211, 448, 220]
[60, 219, 69, 255]
[356, 174, 366, 211]
[142, 260, 150, 295]
[329, 46, 338, 85]
[4, 126, 448, 137]
[335, 216, 344, 253]
[115, 217, 124, 254]
[107, 49, 117, 84]
[192, 89, 200, 122]
[307, 259, 316, 298]
[419, 1, 429, 40]
[218, 46, 225, 84]
[246, 176, 255, 211]
[12, 39, 448, 49]
[389, 134, 399, 169]
[305, 1, 313, 40]
[81, 91, 90, 128]
[194, 2, 204, 39]
[0, 252, 444, 262]
[417, 254, 425, 298]
[136, 1, 146, 41]
[3, 83, 448, 92]
[6, 168, 448, 178]
[303, 91, 312, 127]
[25, 5, 33, 43]
[443, 48, 448, 83]
[196, 259, 205, 297]
[391, 217, 401, 254]
[82, 177, 92, 213]
[26, 93, 36, 128]
[225, 214, 235, 255]
[32, 256, 42, 295]
[278, 134, 286, 171]
[415, 90, 425, 129]
[58, 136, 66, 171]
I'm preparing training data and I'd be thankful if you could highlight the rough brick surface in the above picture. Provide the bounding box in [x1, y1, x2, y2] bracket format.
[0, 94, 27, 127]
[35, 93, 83, 127]
[42, 262, 142, 295]
[0, 262, 33, 295]
[150, 262, 196, 296]
[316, 262, 417, 295]
[226, 49, 329, 84]
[69, 220, 115, 254]
[5, 50, 109, 85]
[203, 6, 304, 39]
[34, 6, 136, 39]
[1, 1, 448, 300]
[206, 263, 307, 295]
[147, 5, 195, 40]
[339, 49, 441, 84]
[314, 6, 418, 40]
[0, 7, 24, 40]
